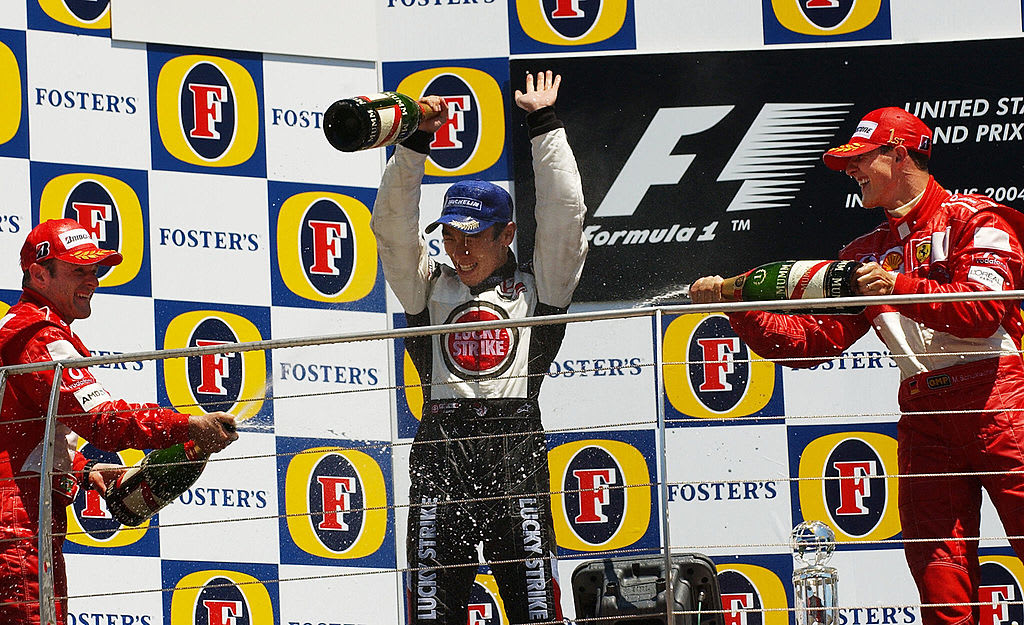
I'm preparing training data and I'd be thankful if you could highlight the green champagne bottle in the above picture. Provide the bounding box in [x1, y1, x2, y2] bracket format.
[105, 438, 219, 527]
[323, 91, 431, 152]
[721, 260, 864, 314]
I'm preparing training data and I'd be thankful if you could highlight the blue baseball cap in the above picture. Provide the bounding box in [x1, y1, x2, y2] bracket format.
[425, 180, 513, 235]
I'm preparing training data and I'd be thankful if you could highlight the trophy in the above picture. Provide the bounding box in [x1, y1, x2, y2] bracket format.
[791, 520, 839, 625]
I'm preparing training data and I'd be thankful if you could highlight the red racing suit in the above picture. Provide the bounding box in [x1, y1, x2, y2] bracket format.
[729, 178, 1024, 625]
[0, 289, 190, 625]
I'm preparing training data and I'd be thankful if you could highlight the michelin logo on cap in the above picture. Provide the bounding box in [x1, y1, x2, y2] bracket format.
[446, 197, 483, 211]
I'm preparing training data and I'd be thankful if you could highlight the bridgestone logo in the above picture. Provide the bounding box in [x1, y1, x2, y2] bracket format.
[59, 228, 94, 248]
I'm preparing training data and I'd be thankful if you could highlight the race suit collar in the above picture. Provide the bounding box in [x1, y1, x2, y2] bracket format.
[469, 250, 517, 296]
[886, 177, 948, 241]
[19, 287, 73, 326]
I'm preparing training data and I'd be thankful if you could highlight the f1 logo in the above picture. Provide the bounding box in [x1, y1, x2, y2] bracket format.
[573, 468, 616, 523]
[833, 460, 876, 515]
[307, 220, 348, 276]
[468, 603, 493, 625]
[722, 593, 754, 625]
[980, 585, 1015, 625]
[203, 600, 243, 625]
[195, 339, 231, 395]
[72, 202, 111, 244]
[696, 337, 741, 392]
[316, 475, 355, 531]
[189, 84, 228, 140]
[430, 96, 471, 150]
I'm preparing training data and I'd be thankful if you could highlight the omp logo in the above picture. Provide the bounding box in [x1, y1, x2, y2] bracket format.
[163, 310, 266, 421]
[468, 574, 508, 625]
[797, 432, 900, 542]
[67, 443, 148, 548]
[38, 173, 144, 287]
[718, 564, 790, 625]
[768, 0, 884, 35]
[595, 103, 852, 219]
[170, 570, 272, 625]
[515, 0, 629, 45]
[0, 40, 21, 145]
[156, 55, 259, 167]
[549, 439, 651, 551]
[442, 302, 518, 380]
[284, 447, 388, 559]
[276, 191, 378, 303]
[979, 556, 1024, 625]
[662, 314, 775, 418]
[396, 67, 504, 176]
[37, 0, 110, 29]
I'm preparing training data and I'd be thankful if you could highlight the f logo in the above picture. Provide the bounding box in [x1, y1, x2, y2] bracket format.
[980, 585, 1015, 625]
[80, 489, 110, 520]
[189, 84, 229, 140]
[722, 593, 755, 625]
[203, 599, 243, 625]
[468, 603, 493, 625]
[316, 476, 355, 531]
[195, 339, 231, 395]
[833, 460, 876, 515]
[430, 96, 471, 150]
[307, 220, 348, 276]
[72, 202, 112, 244]
[696, 337, 741, 392]
[573, 468, 616, 523]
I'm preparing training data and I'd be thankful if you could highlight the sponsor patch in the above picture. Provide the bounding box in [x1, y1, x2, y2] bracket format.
[967, 265, 1005, 291]
[74, 382, 112, 411]
[852, 120, 878, 139]
[925, 374, 952, 390]
[58, 228, 94, 249]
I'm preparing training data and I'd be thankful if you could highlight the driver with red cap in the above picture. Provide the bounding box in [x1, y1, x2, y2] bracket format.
[690, 107, 1024, 625]
[0, 219, 238, 624]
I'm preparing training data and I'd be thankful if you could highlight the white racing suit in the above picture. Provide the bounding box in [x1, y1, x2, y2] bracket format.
[371, 107, 587, 624]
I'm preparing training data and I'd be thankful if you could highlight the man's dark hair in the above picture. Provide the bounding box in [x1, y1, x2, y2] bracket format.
[22, 258, 57, 289]
[879, 145, 930, 172]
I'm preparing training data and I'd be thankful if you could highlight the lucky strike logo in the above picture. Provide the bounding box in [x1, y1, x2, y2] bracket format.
[169, 570, 273, 625]
[662, 314, 776, 419]
[162, 310, 266, 421]
[0, 40, 22, 146]
[548, 439, 651, 551]
[38, 172, 145, 287]
[66, 443, 149, 549]
[442, 302, 518, 380]
[37, 0, 111, 29]
[468, 574, 508, 625]
[796, 432, 900, 543]
[156, 55, 259, 168]
[276, 191, 378, 303]
[283, 447, 388, 560]
[395, 67, 504, 177]
[510, 0, 636, 53]
[763, 0, 891, 43]
[718, 564, 790, 625]
[979, 556, 1024, 625]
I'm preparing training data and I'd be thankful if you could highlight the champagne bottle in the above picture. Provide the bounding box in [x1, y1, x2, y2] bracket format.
[323, 91, 431, 152]
[706, 260, 864, 314]
[104, 425, 234, 527]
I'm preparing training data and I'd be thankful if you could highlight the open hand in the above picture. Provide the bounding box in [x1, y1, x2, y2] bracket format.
[515, 70, 560, 112]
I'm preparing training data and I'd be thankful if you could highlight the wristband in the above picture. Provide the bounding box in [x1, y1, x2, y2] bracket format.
[81, 459, 100, 490]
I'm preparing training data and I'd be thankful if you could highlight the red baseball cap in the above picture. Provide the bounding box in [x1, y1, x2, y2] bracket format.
[823, 107, 933, 171]
[19, 218, 123, 271]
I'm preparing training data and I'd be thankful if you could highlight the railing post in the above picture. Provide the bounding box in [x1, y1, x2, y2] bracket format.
[654, 309, 677, 624]
[38, 362, 63, 625]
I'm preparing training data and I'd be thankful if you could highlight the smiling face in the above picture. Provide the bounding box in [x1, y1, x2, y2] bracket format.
[29, 259, 100, 321]
[441, 222, 516, 287]
[843, 146, 902, 209]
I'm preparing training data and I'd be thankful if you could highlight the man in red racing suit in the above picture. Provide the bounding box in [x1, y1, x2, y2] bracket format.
[690, 107, 1024, 625]
[371, 71, 586, 624]
[0, 218, 237, 624]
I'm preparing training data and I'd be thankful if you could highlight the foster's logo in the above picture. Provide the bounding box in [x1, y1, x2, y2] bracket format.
[0, 36, 24, 150]
[394, 65, 505, 178]
[795, 431, 900, 544]
[548, 438, 652, 552]
[38, 171, 146, 289]
[162, 309, 267, 422]
[275, 190, 378, 304]
[468, 574, 507, 625]
[155, 53, 260, 169]
[284, 446, 389, 560]
[764, 0, 891, 44]
[662, 313, 777, 420]
[979, 556, 1024, 625]
[510, 0, 636, 53]
[442, 302, 518, 380]
[169, 569, 274, 625]
[718, 563, 790, 625]
[67, 443, 150, 549]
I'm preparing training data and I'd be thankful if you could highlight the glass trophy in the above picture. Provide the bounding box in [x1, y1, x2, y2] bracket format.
[791, 520, 839, 625]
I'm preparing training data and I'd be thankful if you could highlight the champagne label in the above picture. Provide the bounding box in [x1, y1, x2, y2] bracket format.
[782, 260, 838, 300]
[360, 93, 415, 150]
